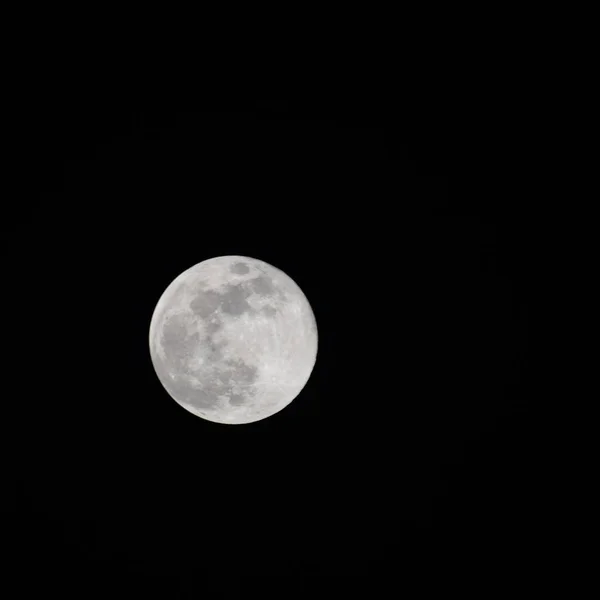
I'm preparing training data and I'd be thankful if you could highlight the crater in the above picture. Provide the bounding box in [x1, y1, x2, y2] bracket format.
[261, 306, 278, 318]
[160, 354, 260, 413]
[205, 318, 223, 335]
[203, 337, 225, 363]
[153, 357, 220, 411]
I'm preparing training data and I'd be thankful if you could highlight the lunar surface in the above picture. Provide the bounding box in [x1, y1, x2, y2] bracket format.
[149, 256, 318, 424]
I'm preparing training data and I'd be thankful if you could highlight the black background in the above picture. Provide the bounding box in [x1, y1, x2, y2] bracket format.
[4, 93, 537, 594]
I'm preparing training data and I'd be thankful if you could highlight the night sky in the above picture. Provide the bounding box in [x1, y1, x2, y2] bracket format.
[4, 96, 538, 594]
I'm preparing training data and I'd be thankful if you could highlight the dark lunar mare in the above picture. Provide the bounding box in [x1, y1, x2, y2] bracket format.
[188, 274, 280, 322]
[219, 284, 253, 316]
[189, 290, 223, 319]
[249, 275, 275, 296]
[160, 314, 200, 368]
[155, 270, 285, 414]
[230, 262, 250, 275]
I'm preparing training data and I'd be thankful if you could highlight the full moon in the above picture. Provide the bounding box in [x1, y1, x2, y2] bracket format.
[149, 256, 318, 424]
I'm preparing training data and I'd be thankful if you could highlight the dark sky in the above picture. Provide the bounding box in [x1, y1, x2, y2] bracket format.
[4, 96, 537, 593]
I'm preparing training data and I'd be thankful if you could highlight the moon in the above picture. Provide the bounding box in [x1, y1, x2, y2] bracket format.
[149, 256, 318, 424]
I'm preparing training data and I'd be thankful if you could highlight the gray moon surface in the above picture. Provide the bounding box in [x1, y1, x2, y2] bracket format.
[149, 256, 318, 424]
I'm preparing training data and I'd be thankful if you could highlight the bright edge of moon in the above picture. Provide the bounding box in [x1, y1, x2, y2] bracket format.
[148, 255, 318, 424]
